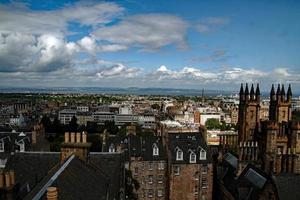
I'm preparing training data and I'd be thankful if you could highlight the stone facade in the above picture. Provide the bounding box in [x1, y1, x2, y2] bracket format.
[169, 163, 213, 200]
[131, 160, 167, 199]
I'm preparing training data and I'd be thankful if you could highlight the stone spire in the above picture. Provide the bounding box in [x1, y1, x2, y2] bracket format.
[250, 84, 255, 100]
[256, 83, 260, 102]
[287, 84, 292, 101]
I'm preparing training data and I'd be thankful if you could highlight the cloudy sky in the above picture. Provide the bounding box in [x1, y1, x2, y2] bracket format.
[0, 0, 300, 92]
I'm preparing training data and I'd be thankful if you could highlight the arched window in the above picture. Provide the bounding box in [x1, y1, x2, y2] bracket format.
[153, 144, 159, 156]
[190, 152, 196, 163]
[200, 149, 206, 160]
[176, 148, 183, 161]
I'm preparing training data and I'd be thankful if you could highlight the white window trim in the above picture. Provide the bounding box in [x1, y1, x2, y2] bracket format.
[20, 143, 25, 152]
[190, 152, 196, 163]
[174, 165, 180, 175]
[153, 144, 159, 156]
[0, 142, 4, 152]
[176, 149, 183, 161]
[109, 144, 115, 153]
[200, 149, 206, 160]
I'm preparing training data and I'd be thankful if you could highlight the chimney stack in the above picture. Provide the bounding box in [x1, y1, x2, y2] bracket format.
[70, 132, 75, 143]
[64, 132, 69, 143]
[47, 187, 58, 200]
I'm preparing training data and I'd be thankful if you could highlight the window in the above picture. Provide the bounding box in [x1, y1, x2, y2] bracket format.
[176, 149, 183, 161]
[148, 175, 153, 184]
[134, 167, 138, 175]
[190, 152, 196, 163]
[109, 144, 115, 153]
[157, 189, 163, 197]
[0, 142, 4, 152]
[297, 132, 300, 140]
[148, 189, 154, 198]
[157, 175, 164, 184]
[202, 195, 207, 200]
[201, 178, 208, 189]
[158, 162, 164, 170]
[148, 162, 153, 170]
[153, 144, 159, 156]
[194, 185, 199, 194]
[200, 149, 206, 160]
[20, 143, 25, 152]
[173, 165, 180, 175]
[202, 165, 208, 174]
[194, 171, 199, 180]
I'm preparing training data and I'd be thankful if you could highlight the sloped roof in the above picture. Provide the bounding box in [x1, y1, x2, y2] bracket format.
[274, 174, 300, 200]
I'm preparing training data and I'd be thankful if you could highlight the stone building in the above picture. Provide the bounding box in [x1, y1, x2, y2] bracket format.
[237, 83, 300, 174]
[168, 133, 213, 200]
[105, 134, 168, 200]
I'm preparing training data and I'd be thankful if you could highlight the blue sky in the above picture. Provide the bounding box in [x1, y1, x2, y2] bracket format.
[0, 0, 300, 92]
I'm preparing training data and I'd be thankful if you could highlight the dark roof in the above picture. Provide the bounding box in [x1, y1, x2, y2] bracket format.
[168, 132, 212, 164]
[4, 152, 60, 199]
[274, 174, 300, 200]
[224, 152, 238, 169]
[106, 134, 167, 161]
[89, 152, 125, 200]
[24, 156, 110, 200]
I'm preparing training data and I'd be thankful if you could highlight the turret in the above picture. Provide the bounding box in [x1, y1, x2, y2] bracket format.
[287, 84, 292, 102]
[276, 84, 281, 102]
[256, 83, 260, 102]
[281, 84, 285, 101]
[245, 83, 250, 101]
[250, 84, 255, 101]
[239, 83, 245, 101]
[270, 84, 276, 101]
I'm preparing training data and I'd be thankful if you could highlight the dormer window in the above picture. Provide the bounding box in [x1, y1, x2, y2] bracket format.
[190, 152, 196, 163]
[153, 143, 159, 156]
[0, 142, 4, 152]
[109, 144, 115, 153]
[176, 148, 183, 161]
[20, 142, 25, 152]
[200, 149, 206, 160]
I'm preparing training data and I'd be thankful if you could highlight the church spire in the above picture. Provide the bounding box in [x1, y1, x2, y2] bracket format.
[256, 83, 260, 102]
[239, 83, 245, 101]
[270, 84, 275, 101]
[287, 84, 292, 101]
[276, 84, 281, 101]
[245, 83, 249, 101]
[250, 84, 255, 100]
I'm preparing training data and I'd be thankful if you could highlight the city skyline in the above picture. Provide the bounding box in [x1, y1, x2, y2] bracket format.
[0, 0, 300, 92]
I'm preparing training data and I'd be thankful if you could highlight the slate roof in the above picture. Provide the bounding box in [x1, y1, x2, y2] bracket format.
[4, 152, 60, 199]
[168, 132, 212, 164]
[89, 152, 125, 200]
[24, 157, 110, 200]
[106, 134, 167, 161]
[274, 174, 300, 200]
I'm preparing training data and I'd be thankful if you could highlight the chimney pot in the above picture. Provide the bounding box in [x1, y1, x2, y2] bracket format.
[64, 132, 69, 143]
[47, 187, 58, 200]
[70, 132, 75, 143]
[5, 172, 10, 188]
[76, 132, 81, 143]
[82, 132, 87, 143]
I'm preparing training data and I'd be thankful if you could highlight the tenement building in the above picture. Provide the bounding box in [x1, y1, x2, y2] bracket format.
[168, 133, 213, 200]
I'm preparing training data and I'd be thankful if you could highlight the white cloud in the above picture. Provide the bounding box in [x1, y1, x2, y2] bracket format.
[94, 14, 189, 50]
[96, 64, 141, 78]
[0, 2, 123, 35]
[0, 32, 79, 72]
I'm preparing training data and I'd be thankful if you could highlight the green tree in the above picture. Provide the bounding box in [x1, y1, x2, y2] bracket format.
[205, 118, 220, 130]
